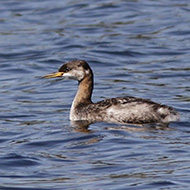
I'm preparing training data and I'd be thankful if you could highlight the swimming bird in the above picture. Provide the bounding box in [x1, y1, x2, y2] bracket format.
[43, 60, 180, 124]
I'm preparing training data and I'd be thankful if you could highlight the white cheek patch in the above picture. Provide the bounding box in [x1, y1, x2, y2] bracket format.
[63, 72, 77, 80]
[75, 70, 85, 81]
[63, 70, 85, 81]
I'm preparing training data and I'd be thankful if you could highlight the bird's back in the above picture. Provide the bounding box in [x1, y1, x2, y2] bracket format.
[75, 96, 179, 124]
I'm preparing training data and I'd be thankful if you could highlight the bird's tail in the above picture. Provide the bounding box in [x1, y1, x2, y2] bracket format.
[157, 106, 180, 123]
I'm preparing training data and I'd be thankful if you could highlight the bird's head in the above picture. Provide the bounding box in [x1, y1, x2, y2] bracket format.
[43, 60, 92, 82]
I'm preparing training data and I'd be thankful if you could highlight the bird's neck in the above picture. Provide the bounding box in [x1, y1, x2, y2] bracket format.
[70, 73, 93, 120]
[76, 75, 93, 104]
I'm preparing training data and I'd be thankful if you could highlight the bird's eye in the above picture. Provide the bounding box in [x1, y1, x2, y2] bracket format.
[65, 67, 70, 72]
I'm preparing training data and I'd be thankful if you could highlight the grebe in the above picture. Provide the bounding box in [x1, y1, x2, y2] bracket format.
[43, 60, 180, 124]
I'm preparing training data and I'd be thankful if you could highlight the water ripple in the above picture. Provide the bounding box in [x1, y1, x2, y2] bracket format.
[0, 0, 190, 189]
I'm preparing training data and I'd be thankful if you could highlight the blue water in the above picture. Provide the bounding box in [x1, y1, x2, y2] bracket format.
[0, 0, 190, 189]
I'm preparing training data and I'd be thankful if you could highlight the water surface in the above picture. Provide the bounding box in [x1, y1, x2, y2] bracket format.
[0, 0, 190, 189]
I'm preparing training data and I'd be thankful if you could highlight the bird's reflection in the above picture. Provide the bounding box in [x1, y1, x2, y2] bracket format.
[70, 120, 93, 133]
[70, 120, 170, 134]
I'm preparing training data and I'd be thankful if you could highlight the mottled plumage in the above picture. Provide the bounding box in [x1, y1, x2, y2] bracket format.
[43, 60, 180, 124]
[73, 96, 179, 124]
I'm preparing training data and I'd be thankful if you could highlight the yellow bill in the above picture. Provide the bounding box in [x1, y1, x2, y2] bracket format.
[42, 72, 64, 79]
